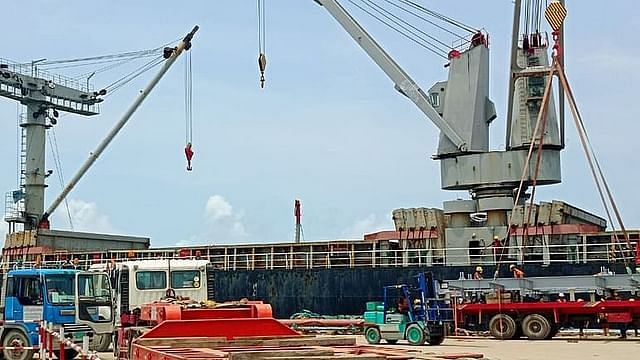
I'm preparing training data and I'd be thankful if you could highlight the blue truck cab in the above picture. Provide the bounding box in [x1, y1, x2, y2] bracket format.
[0, 268, 113, 360]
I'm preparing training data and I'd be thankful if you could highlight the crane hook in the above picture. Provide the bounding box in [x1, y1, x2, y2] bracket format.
[258, 52, 267, 88]
[184, 142, 194, 171]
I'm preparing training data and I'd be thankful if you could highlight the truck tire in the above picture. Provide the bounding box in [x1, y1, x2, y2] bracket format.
[90, 333, 111, 352]
[489, 314, 517, 339]
[364, 327, 381, 344]
[2, 330, 33, 360]
[522, 314, 551, 340]
[546, 324, 560, 339]
[405, 324, 426, 346]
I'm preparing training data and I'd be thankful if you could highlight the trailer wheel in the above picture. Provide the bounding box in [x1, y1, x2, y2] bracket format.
[405, 324, 426, 345]
[489, 314, 517, 339]
[2, 330, 33, 360]
[364, 327, 381, 344]
[546, 324, 560, 339]
[522, 314, 551, 340]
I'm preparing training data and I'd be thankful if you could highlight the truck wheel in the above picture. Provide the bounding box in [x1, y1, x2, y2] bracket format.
[522, 314, 551, 340]
[546, 324, 560, 339]
[364, 327, 381, 344]
[2, 330, 33, 360]
[405, 324, 426, 345]
[427, 335, 444, 345]
[489, 314, 517, 339]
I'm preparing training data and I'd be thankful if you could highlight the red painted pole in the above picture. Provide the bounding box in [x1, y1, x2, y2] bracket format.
[48, 329, 53, 360]
[58, 328, 65, 360]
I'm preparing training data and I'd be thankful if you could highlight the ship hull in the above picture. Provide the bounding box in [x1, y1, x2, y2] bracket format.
[210, 261, 624, 318]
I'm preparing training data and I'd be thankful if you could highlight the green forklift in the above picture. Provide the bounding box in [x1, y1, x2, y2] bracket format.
[363, 273, 453, 345]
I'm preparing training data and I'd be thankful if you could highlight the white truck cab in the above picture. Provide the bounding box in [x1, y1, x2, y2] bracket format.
[89, 259, 212, 318]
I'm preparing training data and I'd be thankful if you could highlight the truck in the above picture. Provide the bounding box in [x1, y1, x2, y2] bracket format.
[363, 273, 453, 346]
[0, 268, 113, 360]
[89, 259, 213, 354]
[448, 274, 640, 339]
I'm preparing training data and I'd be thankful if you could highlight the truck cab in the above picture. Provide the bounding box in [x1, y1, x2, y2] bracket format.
[0, 268, 113, 360]
[90, 259, 212, 318]
[89, 259, 212, 355]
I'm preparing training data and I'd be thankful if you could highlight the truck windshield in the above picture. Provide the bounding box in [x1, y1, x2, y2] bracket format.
[45, 275, 76, 305]
[78, 273, 111, 300]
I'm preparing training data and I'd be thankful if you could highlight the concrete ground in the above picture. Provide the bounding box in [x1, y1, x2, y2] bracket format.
[357, 336, 640, 360]
[95, 335, 640, 360]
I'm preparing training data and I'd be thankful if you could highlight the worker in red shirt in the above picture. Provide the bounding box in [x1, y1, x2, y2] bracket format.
[510, 264, 525, 278]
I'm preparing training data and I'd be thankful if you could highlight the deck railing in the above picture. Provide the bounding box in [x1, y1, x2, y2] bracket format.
[4, 240, 636, 271]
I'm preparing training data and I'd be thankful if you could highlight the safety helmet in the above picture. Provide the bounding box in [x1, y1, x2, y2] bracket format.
[509, 264, 516, 270]
[475, 266, 483, 272]
[559, 292, 565, 297]
[493, 236, 500, 240]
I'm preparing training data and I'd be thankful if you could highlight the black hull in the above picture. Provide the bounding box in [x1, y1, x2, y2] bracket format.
[211, 262, 625, 318]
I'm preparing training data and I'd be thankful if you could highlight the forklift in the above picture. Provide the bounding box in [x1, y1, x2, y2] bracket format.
[363, 273, 453, 345]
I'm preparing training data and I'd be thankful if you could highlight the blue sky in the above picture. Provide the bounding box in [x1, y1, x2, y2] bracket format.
[1, 1, 639, 246]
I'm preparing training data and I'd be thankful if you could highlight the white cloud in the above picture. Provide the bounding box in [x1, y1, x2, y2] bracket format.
[341, 213, 393, 239]
[205, 195, 233, 220]
[197, 195, 249, 244]
[52, 199, 117, 234]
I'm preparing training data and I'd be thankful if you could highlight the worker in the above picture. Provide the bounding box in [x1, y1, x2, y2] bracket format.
[510, 264, 525, 278]
[397, 297, 409, 314]
[412, 298, 423, 312]
[72, 258, 80, 269]
[492, 236, 503, 264]
[557, 293, 567, 302]
[473, 266, 484, 280]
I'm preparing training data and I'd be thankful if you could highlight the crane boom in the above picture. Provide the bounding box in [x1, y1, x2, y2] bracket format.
[42, 26, 199, 224]
[314, 0, 467, 152]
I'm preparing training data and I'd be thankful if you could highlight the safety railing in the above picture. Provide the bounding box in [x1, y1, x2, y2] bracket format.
[6, 240, 635, 272]
[40, 321, 101, 360]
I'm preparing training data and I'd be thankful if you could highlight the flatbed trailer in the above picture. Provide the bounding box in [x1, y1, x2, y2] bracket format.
[456, 300, 640, 339]
[116, 301, 284, 360]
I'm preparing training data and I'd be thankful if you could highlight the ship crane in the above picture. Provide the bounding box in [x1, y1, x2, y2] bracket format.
[1, 26, 199, 231]
[313, 0, 563, 257]
[314, 0, 637, 269]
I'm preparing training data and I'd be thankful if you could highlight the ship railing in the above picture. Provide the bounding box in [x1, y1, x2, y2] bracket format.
[204, 242, 633, 271]
[5, 240, 634, 271]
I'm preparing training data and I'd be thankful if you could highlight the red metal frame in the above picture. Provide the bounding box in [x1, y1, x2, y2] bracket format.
[138, 318, 299, 340]
[457, 300, 640, 325]
[138, 302, 273, 323]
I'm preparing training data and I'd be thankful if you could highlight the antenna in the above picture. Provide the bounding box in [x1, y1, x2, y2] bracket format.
[294, 199, 302, 243]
